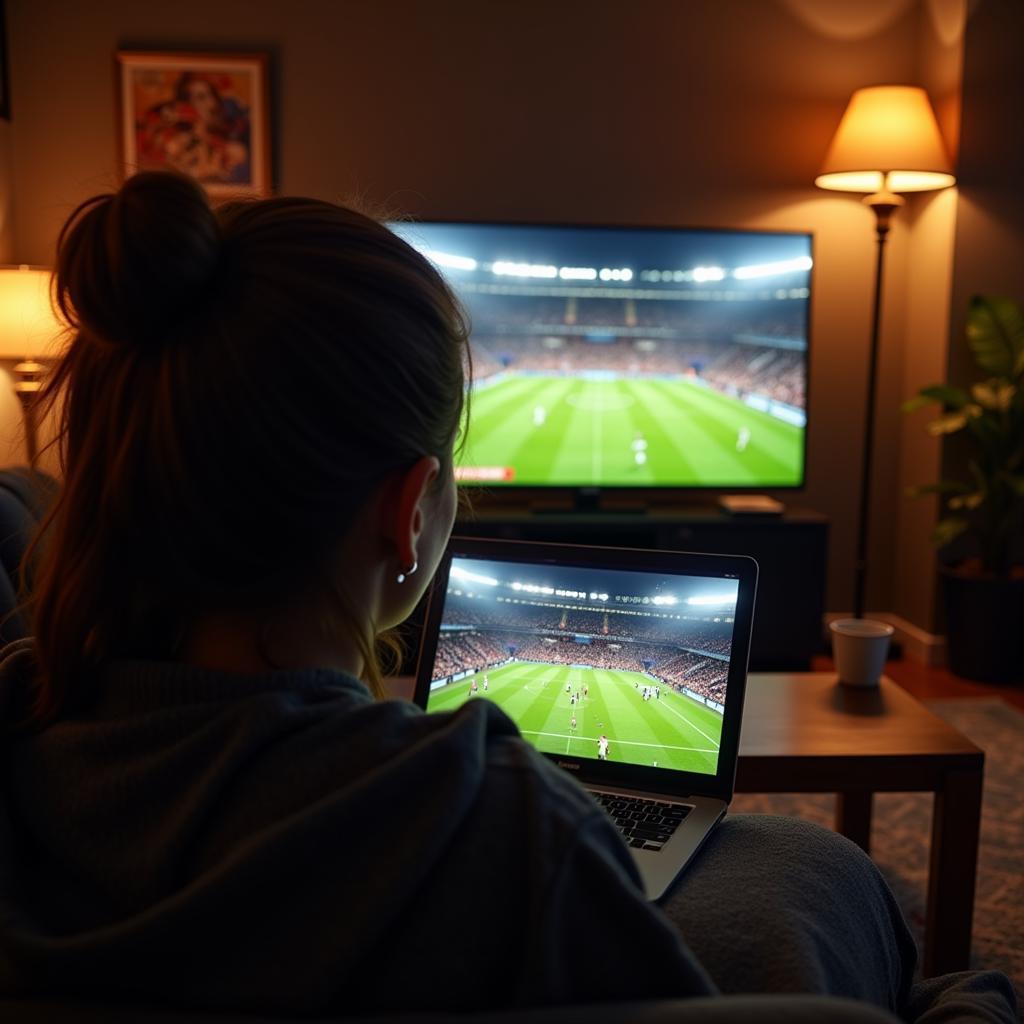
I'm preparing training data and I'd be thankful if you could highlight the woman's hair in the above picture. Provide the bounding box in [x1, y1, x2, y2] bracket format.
[26, 171, 469, 724]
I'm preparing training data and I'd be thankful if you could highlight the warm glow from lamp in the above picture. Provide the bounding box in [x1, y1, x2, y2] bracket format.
[815, 85, 955, 194]
[0, 265, 63, 466]
[0, 265, 62, 359]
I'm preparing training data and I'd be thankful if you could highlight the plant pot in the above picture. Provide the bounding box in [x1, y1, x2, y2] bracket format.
[940, 565, 1024, 683]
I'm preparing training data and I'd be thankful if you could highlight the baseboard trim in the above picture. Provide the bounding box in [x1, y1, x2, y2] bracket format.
[825, 611, 946, 667]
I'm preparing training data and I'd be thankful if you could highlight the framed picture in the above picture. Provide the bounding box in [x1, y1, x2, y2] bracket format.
[116, 51, 270, 196]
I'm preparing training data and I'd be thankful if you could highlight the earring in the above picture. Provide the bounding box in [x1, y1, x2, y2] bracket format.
[396, 560, 418, 584]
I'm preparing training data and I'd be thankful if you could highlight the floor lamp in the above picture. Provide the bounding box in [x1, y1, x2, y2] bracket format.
[0, 266, 61, 467]
[815, 86, 956, 619]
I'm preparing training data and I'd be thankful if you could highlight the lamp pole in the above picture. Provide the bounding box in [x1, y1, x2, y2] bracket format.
[12, 359, 44, 467]
[852, 184, 902, 619]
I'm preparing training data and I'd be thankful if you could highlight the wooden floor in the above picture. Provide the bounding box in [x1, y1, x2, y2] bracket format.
[810, 655, 1024, 711]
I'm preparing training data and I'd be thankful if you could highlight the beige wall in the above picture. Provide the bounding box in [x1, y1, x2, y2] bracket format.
[3, 0, 977, 621]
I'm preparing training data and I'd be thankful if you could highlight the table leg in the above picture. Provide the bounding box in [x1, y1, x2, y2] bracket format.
[835, 791, 872, 854]
[924, 767, 983, 976]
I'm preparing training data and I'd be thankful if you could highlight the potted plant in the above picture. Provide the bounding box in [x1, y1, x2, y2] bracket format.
[904, 295, 1024, 683]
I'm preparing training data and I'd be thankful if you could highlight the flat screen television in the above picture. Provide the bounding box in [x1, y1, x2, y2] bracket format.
[388, 220, 812, 491]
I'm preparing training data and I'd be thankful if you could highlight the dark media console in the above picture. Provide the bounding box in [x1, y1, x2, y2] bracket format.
[445, 505, 828, 672]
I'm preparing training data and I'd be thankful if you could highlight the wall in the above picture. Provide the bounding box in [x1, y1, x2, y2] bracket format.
[4, 0, 970, 620]
[890, 0, 968, 634]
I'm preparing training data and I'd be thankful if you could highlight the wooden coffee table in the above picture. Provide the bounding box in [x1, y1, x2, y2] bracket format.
[737, 672, 984, 977]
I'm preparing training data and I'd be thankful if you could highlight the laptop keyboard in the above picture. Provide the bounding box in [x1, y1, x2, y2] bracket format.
[589, 791, 691, 851]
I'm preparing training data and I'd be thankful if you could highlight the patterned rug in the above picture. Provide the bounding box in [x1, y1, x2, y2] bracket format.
[730, 697, 1024, 1001]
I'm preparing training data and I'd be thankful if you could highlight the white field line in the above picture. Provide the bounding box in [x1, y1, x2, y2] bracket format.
[658, 696, 721, 749]
[521, 729, 717, 753]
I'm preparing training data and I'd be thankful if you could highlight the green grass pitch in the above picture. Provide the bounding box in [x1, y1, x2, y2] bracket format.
[427, 662, 724, 774]
[460, 375, 802, 487]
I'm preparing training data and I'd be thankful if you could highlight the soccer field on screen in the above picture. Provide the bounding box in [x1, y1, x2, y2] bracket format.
[428, 662, 724, 775]
[460, 375, 803, 488]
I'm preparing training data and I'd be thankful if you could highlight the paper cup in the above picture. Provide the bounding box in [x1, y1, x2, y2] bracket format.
[830, 618, 894, 687]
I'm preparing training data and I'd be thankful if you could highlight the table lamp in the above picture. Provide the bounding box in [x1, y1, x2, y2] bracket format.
[0, 265, 63, 466]
[815, 85, 955, 618]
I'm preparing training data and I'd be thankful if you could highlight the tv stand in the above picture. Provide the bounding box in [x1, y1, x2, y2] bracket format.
[529, 489, 649, 515]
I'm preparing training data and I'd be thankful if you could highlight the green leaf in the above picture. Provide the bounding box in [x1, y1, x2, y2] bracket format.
[905, 481, 971, 498]
[922, 384, 971, 407]
[901, 385, 970, 413]
[932, 517, 970, 548]
[927, 411, 969, 435]
[902, 395, 931, 413]
[967, 296, 1024, 378]
[999, 472, 1024, 497]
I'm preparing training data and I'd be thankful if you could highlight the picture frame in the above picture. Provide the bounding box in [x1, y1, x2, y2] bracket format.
[116, 51, 271, 196]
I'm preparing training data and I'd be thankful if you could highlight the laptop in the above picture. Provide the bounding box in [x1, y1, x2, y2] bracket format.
[414, 536, 757, 900]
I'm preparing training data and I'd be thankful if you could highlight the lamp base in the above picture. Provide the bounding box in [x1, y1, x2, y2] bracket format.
[6, 358, 48, 467]
[864, 191, 904, 234]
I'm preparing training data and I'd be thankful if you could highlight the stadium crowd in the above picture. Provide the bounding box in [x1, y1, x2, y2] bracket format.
[649, 651, 729, 704]
[431, 632, 510, 679]
[443, 597, 733, 653]
[467, 333, 804, 409]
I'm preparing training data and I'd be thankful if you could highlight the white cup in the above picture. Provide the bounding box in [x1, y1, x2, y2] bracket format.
[829, 618, 894, 687]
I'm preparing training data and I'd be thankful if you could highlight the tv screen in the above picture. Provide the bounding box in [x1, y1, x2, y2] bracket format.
[389, 221, 811, 489]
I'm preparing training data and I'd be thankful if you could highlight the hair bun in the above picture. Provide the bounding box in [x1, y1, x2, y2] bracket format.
[56, 171, 222, 349]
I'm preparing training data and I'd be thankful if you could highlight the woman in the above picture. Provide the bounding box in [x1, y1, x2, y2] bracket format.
[0, 172, 1015, 1021]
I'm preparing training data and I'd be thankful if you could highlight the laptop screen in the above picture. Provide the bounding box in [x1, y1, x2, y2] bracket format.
[422, 552, 741, 778]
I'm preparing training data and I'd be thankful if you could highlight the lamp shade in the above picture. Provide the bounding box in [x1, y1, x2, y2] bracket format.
[815, 85, 955, 194]
[0, 265, 63, 360]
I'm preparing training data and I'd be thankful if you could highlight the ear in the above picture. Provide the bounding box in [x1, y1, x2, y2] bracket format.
[386, 456, 442, 570]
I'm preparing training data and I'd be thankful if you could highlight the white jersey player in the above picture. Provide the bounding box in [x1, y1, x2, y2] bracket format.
[482, 674, 489, 691]
[631, 433, 648, 466]
[597, 735, 609, 760]
[533, 405, 547, 426]
[736, 426, 751, 452]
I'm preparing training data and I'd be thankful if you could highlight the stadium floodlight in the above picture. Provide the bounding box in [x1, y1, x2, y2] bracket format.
[686, 594, 737, 606]
[558, 266, 598, 281]
[450, 566, 499, 586]
[421, 249, 478, 272]
[732, 256, 813, 280]
[651, 595, 678, 605]
[491, 260, 558, 279]
[598, 267, 634, 282]
[692, 266, 726, 283]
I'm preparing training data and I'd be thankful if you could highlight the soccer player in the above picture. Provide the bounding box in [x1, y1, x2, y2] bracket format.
[570, 714, 577, 731]
[583, 684, 589, 699]
[570, 694, 576, 707]
[483, 674, 489, 691]
[469, 678, 478, 697]
[565, 682, 571, 693]
[533, 405, 546, 426]
[597, 735, 609, 760]
[631, 432, 648, 467]
[736, 426, 751, 452]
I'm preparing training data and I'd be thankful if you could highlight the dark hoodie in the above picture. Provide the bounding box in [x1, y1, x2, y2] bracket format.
[0, 639, 713, 1015]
